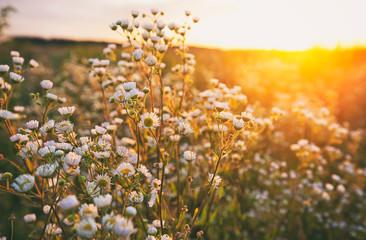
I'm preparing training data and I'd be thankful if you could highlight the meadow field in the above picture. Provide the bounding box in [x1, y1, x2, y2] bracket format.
[1, 9, 366, 240]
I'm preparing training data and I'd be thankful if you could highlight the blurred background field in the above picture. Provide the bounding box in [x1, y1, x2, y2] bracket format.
[1, 37, 366, 239]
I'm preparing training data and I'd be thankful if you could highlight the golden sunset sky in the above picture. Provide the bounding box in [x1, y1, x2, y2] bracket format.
[3, 0, 366, 50]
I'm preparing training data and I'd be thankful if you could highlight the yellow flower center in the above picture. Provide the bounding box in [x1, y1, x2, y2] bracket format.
[83, 223, 92, 231]
[121, 168, 131, 175]
[144, 117, 154, 127]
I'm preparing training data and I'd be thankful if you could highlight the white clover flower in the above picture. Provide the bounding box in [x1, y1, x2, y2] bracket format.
[60, 195, 79, 211]
[29, 59, 39, 68]
[178, 122, 194, 136]
[208, 173, 222, 188]
[129, 191, 144, 203]
[151, 179, 161, 190]
[79, 203, 98, 219]
[55, 120, 74, 133]
[183, 151, 196, 162]
[12, 57, 24, 65]
[45, 223, 62, 235]
[140, 112, 160, 129]
[24, 213, 36, 223]
[9, 72, 24, 83]
[11, 174, 34, 192]
[145, 55, 157, 67]
[87, 181, 101, 198]
[93, 194, 112, 208]
[76, 218, 97, 238]
[113, 215, 135, 237]
[117, 162, 135, 178]
[0, 109, 13, 119]
[37, 163, 56, 178]
[0, 64, 10, 73]
[40, 80, 53, 90]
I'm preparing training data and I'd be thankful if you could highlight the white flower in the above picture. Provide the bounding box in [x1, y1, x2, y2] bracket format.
[140, 112, 160, 129]
[29, 59, 39, 68]
[60, 195, 79, 210]
[93, 125, 107, 135]
[147, 226, 157, 235]
[125, 88, 140, 99]
[76, 218, 97, 238]
[58, 106, 76, 117]
[126, 206, 137, 216]
[133, 49, 144, 61]
[117, 162, 135, 178]
[183, 151, 196, 162]
[55, 120, 74, 133]
[25, 120, 39, 130]
[43, 205, 51, 214]
[37, 163, 56, 177]
[178, 122, 194, 136]
[40, 80, 53, 90]
[39, 120, 55, 134]
[161, 234, 172, 240]
[152, 219, 164, 228]
[79, 203, 98, 219]
[12, 57, 24, 65]
[148, 189, 158, 207]
[19, 141, 39, 159]
[143, 22, 154, 31]
[63, 152, 81, 166]
[24, 214, 36, 223]
[9, 72, 24, 83]
[131, 10, 139, 18]
[137, 164, 152, 178]
[113, 90, 126, 103]
[208, 173, 222, 188]
[129, 191, 144, 203]
[116, 146, 129, 158]
[11, 174, 35, 192]
[87, 181, 100, 198]
[155, 44, 167, 53]
[95, 174, 111, 190]
[93, 194, 112, 208]
[241, 111, 254, 122]
[0, 64, 10, 73]
[94, 67, 106, 76]
[0, 109, 13, 119]
[102, 213, 117, 230]
[46, 93, 58, 101]
[45, 223, 62, 235]
[233, 117, 245, 130]
[151, 179, 161, 190]
[145, 55, 157, 66]
[10, 50, 20, 57]
[122, 82, 136, 91]
[113, 216, 135, 237]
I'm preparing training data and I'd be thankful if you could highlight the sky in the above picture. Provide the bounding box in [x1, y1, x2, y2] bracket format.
[3, 0, 366, 50]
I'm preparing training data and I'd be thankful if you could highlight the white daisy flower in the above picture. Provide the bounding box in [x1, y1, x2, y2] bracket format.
[129, 191, 144, 203]
[87, 181, 100, 198]
[39, 120, 55, 135]
[208, 173, 222, 188]
[79, 203, 98, 219]
[37, 163, 57, 178]
[29, 59, 39, 68]
[122, 82, 136, 92]
[93, 194, 112, 208]
[140, 112, 160, 129]
[145, 55, 157, 66]
[102, 213, 117, 230]
[161, 234, 172, 240]
[117, 162, 135, 178]
[11, 174, 35, 192]
[45, 223, 62, 235]
[233, 117, 245, 130]
[58, 106, 76, 117]
[25, 120, 39, 130]
[113, 215, 135, 237]
[151, 179, 161, 190]
[116, 146, 130, 158]
[0, 64, 10, 73]
[55, 120, 74, 133]
[148, 189, 158, 207]
[0, 110, 13, 119]
[19, 141, 39, 159]
[76, 218, 97, 238]
[24, 214, 36, 223]
[183, 151, 196, 162]
[60, 195, 79, 210]
[46, 93, 58, 101]
[241, 111, 254, 122]
[63, 152, 81, 166]
[178, 122, 194, 136]
[9, 72, 24, 83]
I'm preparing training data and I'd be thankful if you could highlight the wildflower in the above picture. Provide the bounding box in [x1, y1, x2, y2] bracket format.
[183, 151, 196, 162]
[113, 216, 135, 237]
[94, 125, 107, 135]
[208, 173, 222, 188]
[60, 195, 79, 210]
[0, 110, 12, 119]
[145, 55, 157, 66]
[102, 213, 117, 230]
[63, 152, 81, 166]
[11, 174, 35, 192]
[122, 82, 136, 91]
[79, 203, 98, 219]
[45, 223, 62, 235]
[25, 120, 39, 130]
[125, 88, 140, 99]
[86, 181, 100, 198]
[19, 141, 39, 159]
[55, 120, 74, 133]
[95, 174, 111, 190]
[161, 234, 172, 240]
[129, 191, 144, 203]
[148, 189, 158, 207]
[137, 164, 152, 178]
[46, 93, 58, 102]
[178, 122, 194, 136]
[10, 51, 20, 57]
[151, 8, 159, 15]
[39, 120, 55, 134]
[76, 218, 98, 238]
[40, 80, 53, 90]
[233, 117, 245, 130]
[23, 214, 36, 223]
[131, 10, 139, 18]
[133, 49, 144, 61]
[147, 226, 158, 235]
[151, 179, 161, 190]
[117, 162, 135, 178]
[116, 146, 129, 158]
[152, 219, 164, 228]
[0, 65, 9, 73]
[29, 59, 39, 68]
[10, 133, 29, 143]
[93, 194, 112, 208]
[241, 111, 254, 122]
[113, 90, 126, 103]
[9, 72, 24, 83]
[43, 205, 51, 214]
[37, 163, 57, 178]
[140, 112, 160, 129]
